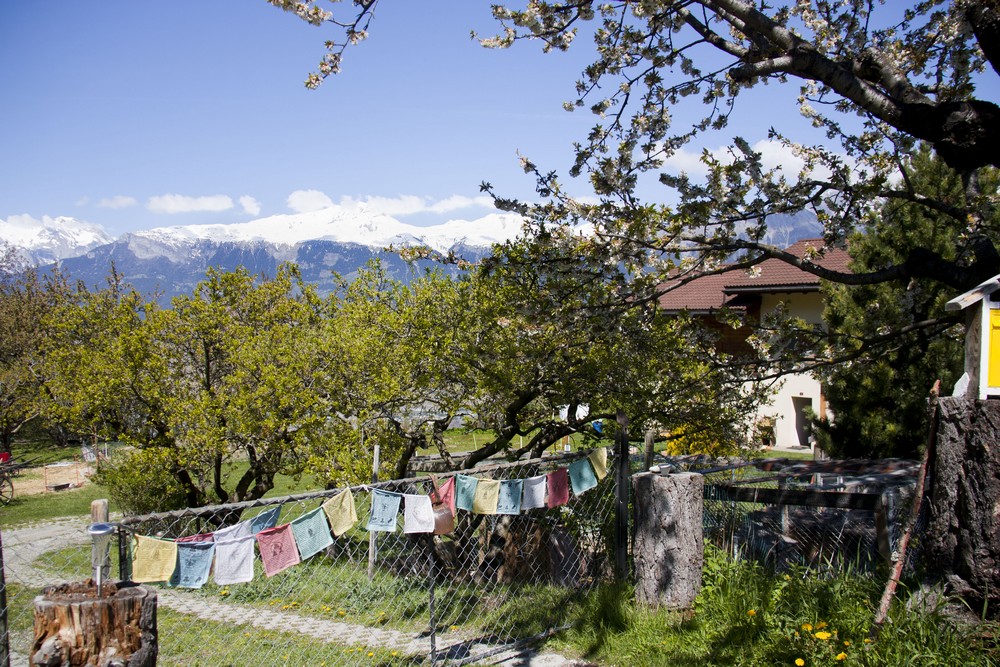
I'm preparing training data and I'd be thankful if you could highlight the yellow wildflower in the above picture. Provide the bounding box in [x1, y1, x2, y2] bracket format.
[814, 631, 832, 640]
[795, 659, 805, 666]
[801, 623, 813, 632]
[843, 640, 851, 647]
[835, 653, 847, 661]
[815, 621, 828, 629]
[747, 609, 757, 616]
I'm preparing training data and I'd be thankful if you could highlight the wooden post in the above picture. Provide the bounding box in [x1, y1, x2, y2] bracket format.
[643, 429, 656, 471]
[615, 410, 630, 580]
[32, 582, 157, 667]
[633, 472, 704, 609]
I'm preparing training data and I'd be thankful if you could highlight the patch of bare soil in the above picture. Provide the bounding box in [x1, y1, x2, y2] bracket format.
[12, 462, 94, 496]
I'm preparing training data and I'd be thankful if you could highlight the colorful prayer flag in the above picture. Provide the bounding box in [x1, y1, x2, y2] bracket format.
[588, 447, 609, 480]
[131, 535, 177, 584]
[496, 479, 523, 515]
[521, 475, 547, 510]
[433, 476, 456, 516]
[546, 468, 570, 508]
[175, 532, 214, 543]
[367, 489, 402, 532]
[322, 488, 358, 536]
[248, 506, 281, 534]
[455, 475, 478, 512]
[569, 457, 598, 495]
[213, 534, 255, 586]
[473, 479, 501, 515]
[215, 520, 251, 542]
[172, 541, 215, 589]
[256, 524, 301, 577]
[290, 508, 334, 560]
[403, 494, 435, 534]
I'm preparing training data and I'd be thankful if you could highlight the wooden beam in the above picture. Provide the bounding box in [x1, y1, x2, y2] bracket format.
[704, 483, 884, 511]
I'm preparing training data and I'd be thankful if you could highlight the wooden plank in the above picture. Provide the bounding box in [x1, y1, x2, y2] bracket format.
[704, 483, 884, 511]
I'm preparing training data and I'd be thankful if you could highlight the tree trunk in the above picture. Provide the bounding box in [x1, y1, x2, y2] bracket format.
[924, 397, 1000, 612]
[632, 471, 703, 610]
[32, 582, 157, 667]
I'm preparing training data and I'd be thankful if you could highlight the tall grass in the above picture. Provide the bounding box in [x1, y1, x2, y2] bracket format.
[550, 543, 998, 666]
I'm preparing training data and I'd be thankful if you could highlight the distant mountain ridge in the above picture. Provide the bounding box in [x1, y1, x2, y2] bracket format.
[1, 208, 822, 303]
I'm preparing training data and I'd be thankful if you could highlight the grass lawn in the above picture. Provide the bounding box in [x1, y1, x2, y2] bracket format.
[0, 462, 322, 528]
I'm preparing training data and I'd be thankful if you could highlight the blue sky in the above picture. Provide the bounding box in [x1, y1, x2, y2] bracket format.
[1, 1, 603, 236]
[4, 2, 993, 239]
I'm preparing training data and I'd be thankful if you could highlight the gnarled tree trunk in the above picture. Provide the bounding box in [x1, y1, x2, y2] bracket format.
[924, 397, 1000, 613]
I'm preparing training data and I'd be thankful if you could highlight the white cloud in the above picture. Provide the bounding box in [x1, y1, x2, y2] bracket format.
[147, 194, 234, 214]
[97, 195, 137, 209]
[662, 139, 834, 181]
[287, 189, 335, 214]
[333, 194, 496, 217]
[285, 191, 500, 218]
[239, 195, 261, 216]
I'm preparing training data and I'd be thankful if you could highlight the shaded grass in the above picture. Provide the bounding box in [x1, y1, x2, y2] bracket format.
[547, 544, 998, 666]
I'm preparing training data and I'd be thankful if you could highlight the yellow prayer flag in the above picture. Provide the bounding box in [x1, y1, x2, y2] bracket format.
[472, 479, 501, 515]
[132, 535, 177, 583]
[322, 488, 358, 536]
[588, 447, 609, 480]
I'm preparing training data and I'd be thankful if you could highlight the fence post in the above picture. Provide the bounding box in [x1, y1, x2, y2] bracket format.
[615, 410, 630, 580]
[0, 527, 10, 667]
[427, 535, 437, 666]
[118, 525, 131, 582]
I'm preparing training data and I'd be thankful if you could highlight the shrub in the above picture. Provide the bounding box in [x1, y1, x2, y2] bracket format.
[92, 447, 188, 515]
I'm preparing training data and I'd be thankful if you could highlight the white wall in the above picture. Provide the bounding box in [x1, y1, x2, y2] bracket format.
[756, 291, 829, 450]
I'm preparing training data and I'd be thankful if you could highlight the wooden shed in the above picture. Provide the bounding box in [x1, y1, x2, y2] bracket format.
[945, 274, 1000, 399]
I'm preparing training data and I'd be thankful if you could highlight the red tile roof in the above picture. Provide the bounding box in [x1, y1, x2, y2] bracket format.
[658, 239, 851, 312]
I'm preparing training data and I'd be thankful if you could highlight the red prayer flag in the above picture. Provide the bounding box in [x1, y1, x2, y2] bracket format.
[546, 468, 570, 508]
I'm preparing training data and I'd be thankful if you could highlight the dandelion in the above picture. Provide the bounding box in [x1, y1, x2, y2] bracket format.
[815, 621, 828, 629]
[391, 652, 398, 657]
[795, 659, 805, 666]
[450, 625, 459, 631]
[801, 623, 813, 632]
[367, 652, 374, 657]
[843, 641, 851, 647]
[835, 652, 847, 660]
[814, 631, 832, 641]
[863, 638, 872, 644]
[747, 609, 757, 616]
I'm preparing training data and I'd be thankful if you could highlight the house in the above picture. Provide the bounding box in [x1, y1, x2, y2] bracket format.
[657, 239, 852, 450]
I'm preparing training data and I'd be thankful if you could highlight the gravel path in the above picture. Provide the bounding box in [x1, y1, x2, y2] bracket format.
[1, 518, 591, 666]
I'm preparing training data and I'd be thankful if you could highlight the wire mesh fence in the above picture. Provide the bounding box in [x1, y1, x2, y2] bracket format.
[0, 451, 617, 667]
[655, 454, 920, 575]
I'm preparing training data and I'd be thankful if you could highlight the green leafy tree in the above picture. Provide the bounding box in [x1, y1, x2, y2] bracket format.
[814, 146, 1000, 458]
[0, 246, 50, 454]
[43, 265, 330, 512]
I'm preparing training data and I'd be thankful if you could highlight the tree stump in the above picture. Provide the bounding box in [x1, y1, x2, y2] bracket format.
[632, 471, 704, 609]
[924, 397, 1000, 612]
[31, 581, 157, 667]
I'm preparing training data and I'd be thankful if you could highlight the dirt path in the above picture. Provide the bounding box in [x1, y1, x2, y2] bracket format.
[11, 462, 93, 497]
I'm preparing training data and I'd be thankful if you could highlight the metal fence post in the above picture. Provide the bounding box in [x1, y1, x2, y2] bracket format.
[117, 525, 131, 582]
[615, 410, 630, 580]
[0, 527, 11, 667]
[427, 535, 437, 666]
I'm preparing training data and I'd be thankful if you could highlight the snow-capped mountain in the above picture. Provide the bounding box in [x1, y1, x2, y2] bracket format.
[1, 208, 525, 303]
[0, 214, 114, 265]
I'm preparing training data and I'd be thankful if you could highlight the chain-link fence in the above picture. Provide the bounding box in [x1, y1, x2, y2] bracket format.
[663, 455, 920, 574]
[0, 451, 617, 667]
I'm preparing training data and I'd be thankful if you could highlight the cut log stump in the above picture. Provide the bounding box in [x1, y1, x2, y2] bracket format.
[31, 581, 157, 667]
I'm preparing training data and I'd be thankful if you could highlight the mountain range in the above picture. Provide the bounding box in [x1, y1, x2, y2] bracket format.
[0, 208, 822, 303]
